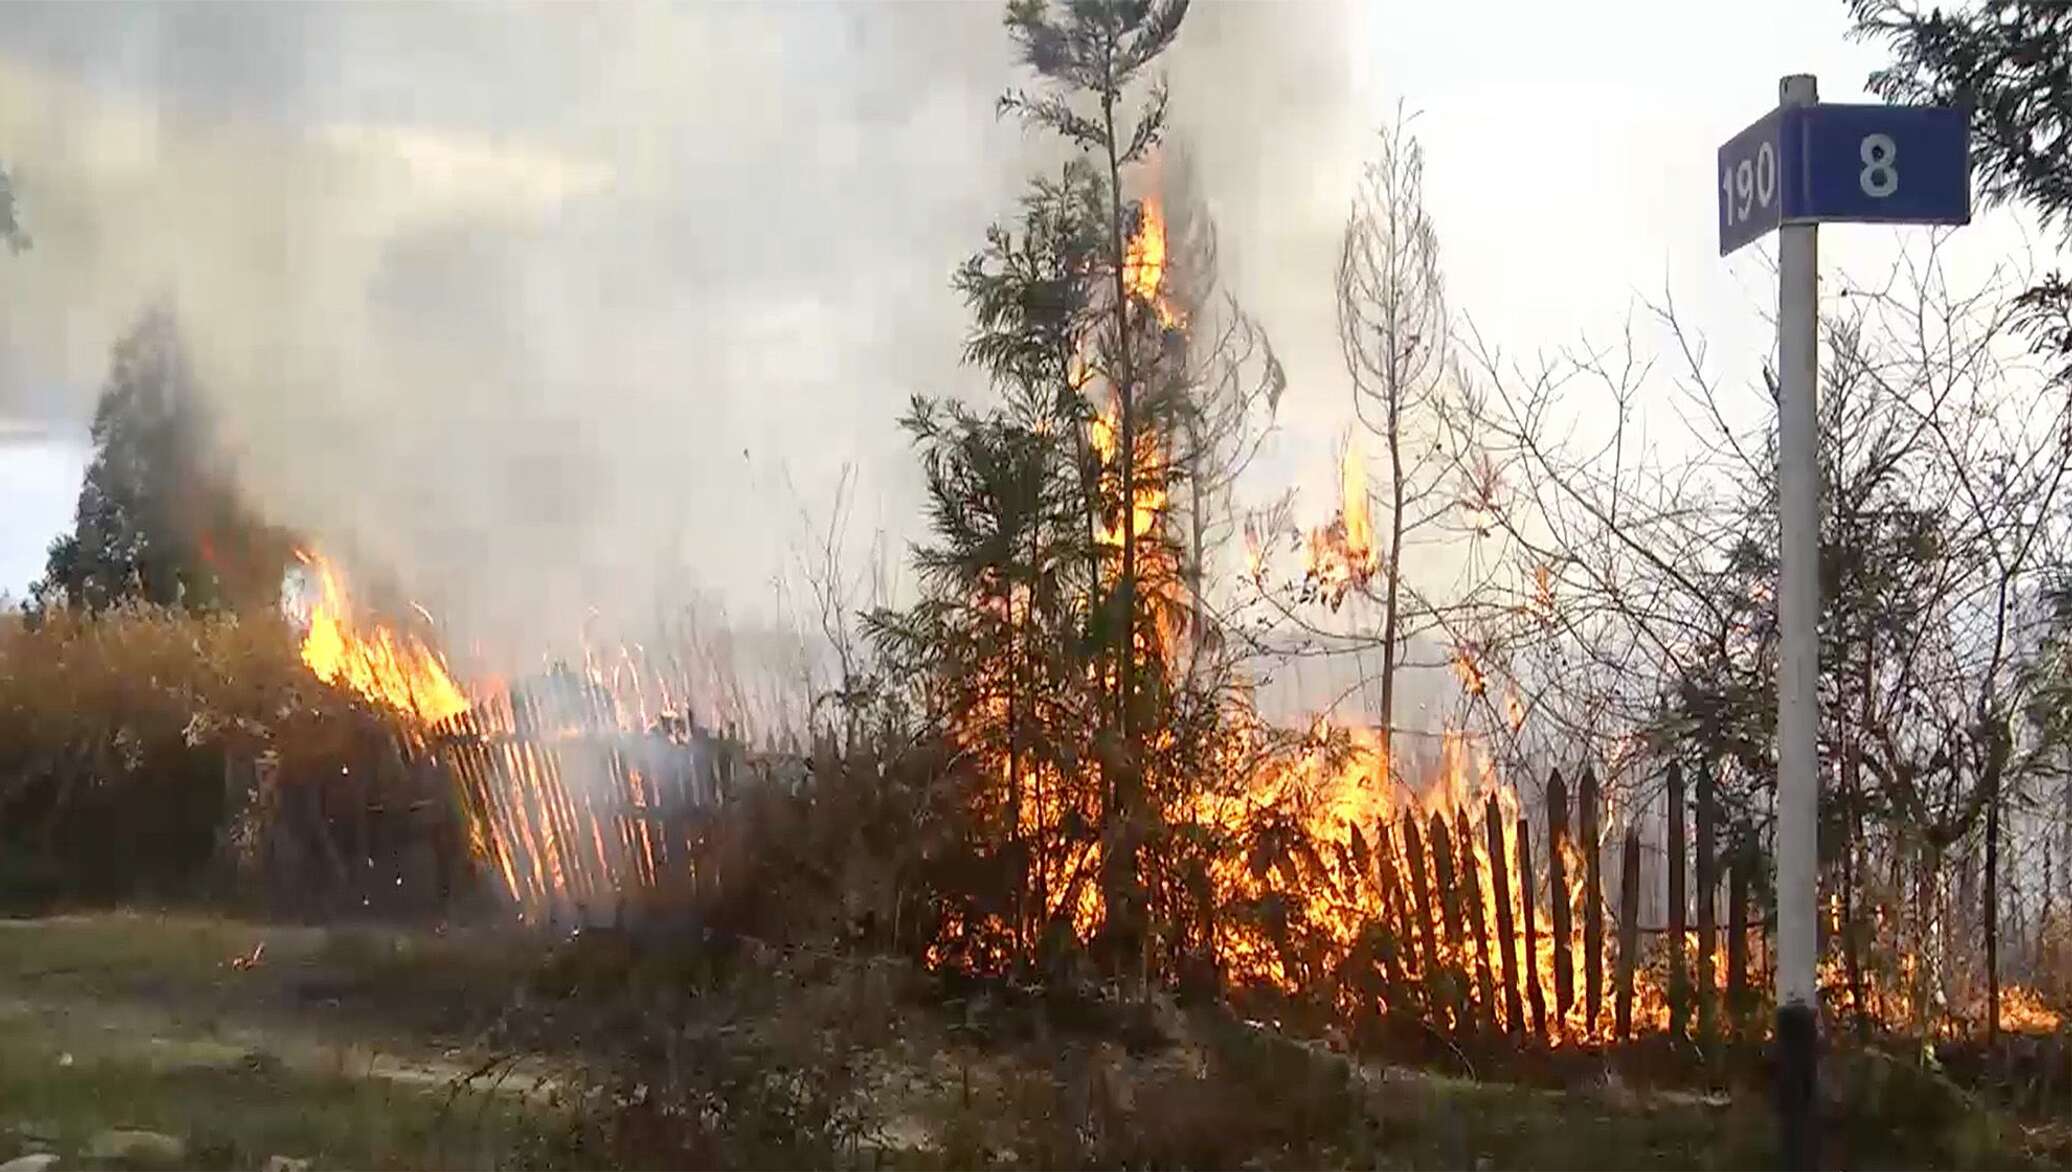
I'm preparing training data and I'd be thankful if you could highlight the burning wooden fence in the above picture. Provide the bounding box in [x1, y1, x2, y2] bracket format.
[424, 674, 805, 928]
[1335, 762, 1741, 1045]
[1343, 759, 2066, 1047]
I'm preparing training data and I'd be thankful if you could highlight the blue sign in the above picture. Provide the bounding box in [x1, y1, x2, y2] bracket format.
[1718, 102, 1970, 256]
[1718, 108, 1785, 256]
[1788, 104, 1970, 227]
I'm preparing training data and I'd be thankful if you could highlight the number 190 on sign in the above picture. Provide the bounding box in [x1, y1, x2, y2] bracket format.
[1717, 107, 1784, 255]
[1724, 140, 1777, 225]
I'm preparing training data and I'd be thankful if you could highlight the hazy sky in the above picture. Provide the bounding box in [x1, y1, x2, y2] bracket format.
[0, 1, 2044, 664]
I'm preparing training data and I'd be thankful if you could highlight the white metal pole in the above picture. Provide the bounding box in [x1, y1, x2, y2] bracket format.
[1775, 71, 1820, 1171]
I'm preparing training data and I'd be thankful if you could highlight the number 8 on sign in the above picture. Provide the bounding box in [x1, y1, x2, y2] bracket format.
[1859, 133, 1897, 198]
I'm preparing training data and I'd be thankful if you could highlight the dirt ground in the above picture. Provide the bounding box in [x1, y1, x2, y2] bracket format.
[0, 911, 2060, 1170]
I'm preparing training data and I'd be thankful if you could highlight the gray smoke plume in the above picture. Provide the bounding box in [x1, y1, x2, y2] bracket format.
[0, 2, 1369, 698]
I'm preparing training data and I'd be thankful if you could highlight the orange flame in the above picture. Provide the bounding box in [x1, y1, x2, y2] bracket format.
[1124, 196, 1182, 329]
[295, 550, 470, 725]
[1303, 437, 1379, 608]
[1998, 984, 2064, 1035]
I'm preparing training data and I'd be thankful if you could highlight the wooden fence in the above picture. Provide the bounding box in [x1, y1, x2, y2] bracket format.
[1357, 761, 1769, 1044]
[424, 678, 803, 926]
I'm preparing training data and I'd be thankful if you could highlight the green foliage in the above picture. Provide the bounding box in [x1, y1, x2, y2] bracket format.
[865, 2, 1201, 978]
[1000, 0, 1186, 160]
[34, 309, 292, 616]
[1853, 1, 2072, 385]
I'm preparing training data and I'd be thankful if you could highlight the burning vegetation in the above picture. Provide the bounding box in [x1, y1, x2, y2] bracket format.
[224, 31, 2063, 1054]
[6, 13, 2071, 1168]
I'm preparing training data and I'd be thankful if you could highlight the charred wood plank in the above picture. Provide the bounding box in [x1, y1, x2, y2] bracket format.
[1616, 828, 1642, 1040]
[1457, 807, 1497, 1033]
[1580, 766, 1603, 1036]
[1402, 816, 1443, 1024]
[1519, 815, 1549, 1039]
[1371, 819, 1413, 1015]
[1668, 761, 1689, 1039]
[1547, 769, 1574, 1023]
[1429, 813, 1468, 1033]
[1697, 759, 1718, 1046]
[1728, 843, 1752, 1039]
[1487, 797, 1524, 1035]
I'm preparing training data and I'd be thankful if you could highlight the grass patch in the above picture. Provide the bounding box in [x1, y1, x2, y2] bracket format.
[0, 1014, 553, 1170]
[0, 912, 2059, 1170]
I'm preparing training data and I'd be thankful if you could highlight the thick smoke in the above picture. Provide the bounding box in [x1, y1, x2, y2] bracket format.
[0, 3, 1371, 693]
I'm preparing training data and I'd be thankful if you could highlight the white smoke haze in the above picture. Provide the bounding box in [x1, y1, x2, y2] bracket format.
[0, 2, 1403, 715]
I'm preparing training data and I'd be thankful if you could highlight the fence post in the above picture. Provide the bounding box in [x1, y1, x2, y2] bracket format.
[1547, 769, 1574, 1025]
[1697, 759, 1718, 1047]
[1668, 760, 1689, 1039]
[1617, 828, 1642, 1040]
[1457, 807, 1497, 1033]
[1580, 766, 1604, 1036]
[1728, 843, 1751, 1039]
[1487, 796, 1524, 1035]
[1519, 816, 1549, 1039]
[1372, 818, 1413, 1015]
[1403, 816, 1442, 1021]
[1430, 813, 1467, 1032]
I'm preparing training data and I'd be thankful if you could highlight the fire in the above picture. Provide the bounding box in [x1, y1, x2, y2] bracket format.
[1304, 437, 1379, 608]
[293, 550, 470, 725]
[922, 160, 1681, 1045]
[1452, 644, 1488, 698]
[1124, 196, 1183, 329]
[1998, 984, 2063, 1035]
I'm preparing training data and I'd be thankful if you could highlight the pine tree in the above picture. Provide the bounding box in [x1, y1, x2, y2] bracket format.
[870, 1, 1216, 980]
[868, 164, 1108, 972]
[36, 309, 290, 615]
[999, 0, 1190, 979]
[1853, 1, 2072, 386]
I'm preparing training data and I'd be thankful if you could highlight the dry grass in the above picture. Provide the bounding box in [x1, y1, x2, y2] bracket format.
[1, 911, 2058, 1171]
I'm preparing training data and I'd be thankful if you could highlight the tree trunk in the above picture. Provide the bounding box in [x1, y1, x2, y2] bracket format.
[1188, 416, 1206, 670]
[1099, 89, 1143, 986]
[1379, 394, 1404, 766]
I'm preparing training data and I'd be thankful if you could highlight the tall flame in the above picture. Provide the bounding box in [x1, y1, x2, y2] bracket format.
[1304, 436, 1380, 608]
[295, 550, 470, 725]
[1124, 196, 1182, 329]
